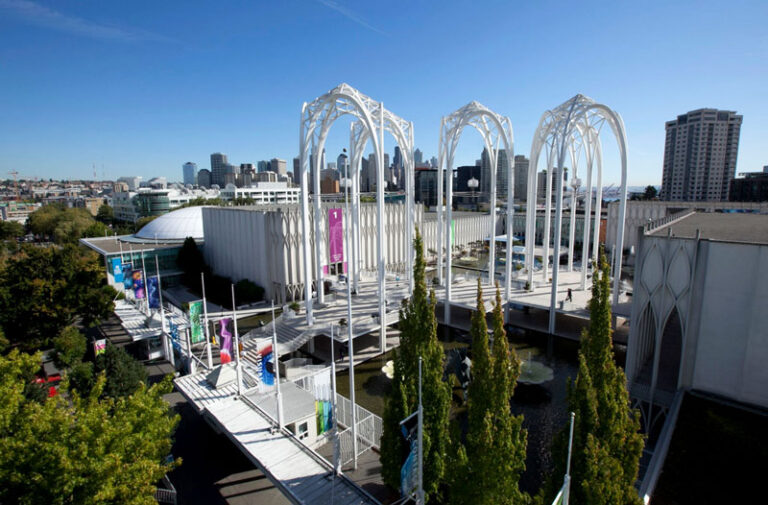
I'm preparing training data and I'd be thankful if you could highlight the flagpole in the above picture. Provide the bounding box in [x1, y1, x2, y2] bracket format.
[344, 190, 358, 470]
[564, 411, 575, 505]
[271, 300, 283, 429]
[231, 284, 243, 396]
[141, 252, 149, 316]
[417, 356, 424, 505]
[155, 255, 172, 367]
[330, 323, 340, 476]
[186, 327, 195, 375]
[201, 272, 213, 369]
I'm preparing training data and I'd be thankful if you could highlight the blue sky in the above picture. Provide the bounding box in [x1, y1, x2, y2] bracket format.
[0, 0, 766, 186]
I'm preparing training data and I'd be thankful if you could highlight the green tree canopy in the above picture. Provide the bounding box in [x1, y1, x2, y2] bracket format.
[643, 185, 658, 200]
[96, 204, 114, 224]
[541, 251, 644, 505]
[381, 228, 451, 502]
[52, 326, 86, 369]
[0, 245, 116, 351]
[94, 343, 148, 399]
[0, 220, 25, 240]
[0, 349, 179, 505]
[28, 204, 104, 244]
[448, 283, 528, 505]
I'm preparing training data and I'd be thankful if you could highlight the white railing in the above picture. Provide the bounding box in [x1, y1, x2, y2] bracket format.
[642, 209, 696, 235]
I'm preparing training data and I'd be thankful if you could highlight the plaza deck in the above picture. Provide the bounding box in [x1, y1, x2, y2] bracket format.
[175, 372, 381, 505]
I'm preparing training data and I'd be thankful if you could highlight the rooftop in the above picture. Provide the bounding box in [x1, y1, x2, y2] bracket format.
[649, 212, 768, 244]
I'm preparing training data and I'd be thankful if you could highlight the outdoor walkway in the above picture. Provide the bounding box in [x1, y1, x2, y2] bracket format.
[175, 372, 381, 505]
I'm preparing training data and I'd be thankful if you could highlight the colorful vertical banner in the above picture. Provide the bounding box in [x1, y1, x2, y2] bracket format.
[147, 276, 160, 309]
[400, 413, 419, 497]
[261, 345, 275, 386]
[132, 270, 145, 299]
[218, 318, 234, 364]
[311, 368, 333, 435]
[110, 258, 123, 284]
[451, 219, 456, 246]
[93, 339, 106, 357]
[328, 207, 344, 264]
[188, 301, 204, 344]
[122, 263, 133, 289]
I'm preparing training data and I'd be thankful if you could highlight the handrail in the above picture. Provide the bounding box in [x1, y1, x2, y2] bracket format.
[642, 209, 696, 235]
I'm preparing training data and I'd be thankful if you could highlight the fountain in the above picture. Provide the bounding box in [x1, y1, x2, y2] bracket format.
[517, 351, 554, 385]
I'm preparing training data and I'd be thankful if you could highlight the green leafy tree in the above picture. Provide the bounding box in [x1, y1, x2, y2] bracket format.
[0, 220, 25, 240]
[449, 283, 528, 505]
[235, 278, 265, 304]
[0, 349, 179, 505]
[381, 228, 451, 502]
[540, 250, 643, 505]
[52, 326, 86, 369]
[643, 185, 658, 200]
[176, 237, 207, 290]
[0, 245, 116, 351]
[94, 343, 148, 399]
[134, 215, 159, 231]
[96, 203, 114, 224]
[28, 204, 107, 244]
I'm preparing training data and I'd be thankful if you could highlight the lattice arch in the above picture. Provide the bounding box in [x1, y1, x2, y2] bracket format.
[523, 94, 629, 335]
[436, 101, 514, 324]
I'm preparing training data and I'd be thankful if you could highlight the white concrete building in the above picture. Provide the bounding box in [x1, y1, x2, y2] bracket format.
[218, 182, 300, 204]
[626, 212, 768, 411]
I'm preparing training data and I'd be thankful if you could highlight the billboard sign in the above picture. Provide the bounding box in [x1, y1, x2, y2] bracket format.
[188, 301, 204, 344]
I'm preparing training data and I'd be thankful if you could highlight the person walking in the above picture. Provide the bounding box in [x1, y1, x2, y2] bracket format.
[566, 288, 573, 303]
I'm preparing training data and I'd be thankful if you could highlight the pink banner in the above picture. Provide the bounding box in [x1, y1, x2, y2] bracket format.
[328, 208, 343, 265]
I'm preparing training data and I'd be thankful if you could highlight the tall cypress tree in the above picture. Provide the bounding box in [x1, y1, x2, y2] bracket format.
[448, 281, 528, 505]
[541, 250, 644, 505]
[381, 228, 451, 502]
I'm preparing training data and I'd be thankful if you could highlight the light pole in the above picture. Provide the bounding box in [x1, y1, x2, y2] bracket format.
[568, 176, 581, 272]
[467, 176, 479, 212]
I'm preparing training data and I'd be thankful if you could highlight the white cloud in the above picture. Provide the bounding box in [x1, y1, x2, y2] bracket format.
[314, 0, 387, 36]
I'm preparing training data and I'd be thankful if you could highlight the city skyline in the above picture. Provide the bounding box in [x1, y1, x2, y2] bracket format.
[1, 1, 766, 185]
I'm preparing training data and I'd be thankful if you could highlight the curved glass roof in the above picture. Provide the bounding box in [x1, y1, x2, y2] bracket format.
[133, 206, 205, 243]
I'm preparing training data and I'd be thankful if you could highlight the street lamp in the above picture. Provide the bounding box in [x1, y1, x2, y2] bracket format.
[468, 177, 479, 212]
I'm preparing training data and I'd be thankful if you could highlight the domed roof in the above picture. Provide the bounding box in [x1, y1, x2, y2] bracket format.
[133, 206, 205, 243]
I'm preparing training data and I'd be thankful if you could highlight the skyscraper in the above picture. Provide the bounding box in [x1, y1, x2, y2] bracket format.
[430, 156, 438, 169]
[293, 157, 301, 185]
[481, 148, 510, 200]
[210, 153, 228, 187]
[414, 148, 423, 165]
[270, 158, 287, 177]
[337, 153, 348, 179]
[660, 108, 742, 201]
[258, 161, 269, 173]
[514, 155, 530, 202]
[182, 162, 197, 186]
[197, 169, 211, 188]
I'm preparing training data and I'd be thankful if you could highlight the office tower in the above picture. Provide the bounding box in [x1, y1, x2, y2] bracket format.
[537, 171, 547, 200]
[456, 165, 482, 192]
[415, 167, 438, 206]
[514, 155, 530, 202]
[414, 148, 423, 165]
[327, 162, 337, 171]
[337, 153, 348, 178]
[183, 162, 197, 186]
[210, 153, 228, 187]
[661, 108, 742, 201]
[360, 156, 370, 192]
[197, 169, 211, 188]
[258, 161, 269, 173]
[270, 158, 287, 177]
[480, 148, 510, 200]
[292, 157, 301, 185]
[364, 153, 388, 191]
[430, 156, 438, 169]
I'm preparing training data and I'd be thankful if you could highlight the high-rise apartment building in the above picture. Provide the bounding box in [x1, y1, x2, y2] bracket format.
[481, 148, 510, 201]
[414, 148, 423, 165]
[197, 169, 211, 188]
[183, 162, 197, 186]
[660, 108, 742, 201]
[210, 153, 228, 187]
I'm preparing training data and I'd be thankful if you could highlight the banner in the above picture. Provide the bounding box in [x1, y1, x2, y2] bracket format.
[400, 412, 419, 497]
[188, 301, 204, 344]
[122, 263, 133, 289]
[110, 258, 123, 284]
[218, 318, 233, 364]
[312, 368, 333, 435]
[147, 276, 160, 309]
[328, 208, 343, 264]
[93, 339, 106, 357]
[132, 270, 144, 299]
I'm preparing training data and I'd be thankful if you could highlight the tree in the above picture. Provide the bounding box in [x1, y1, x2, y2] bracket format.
[0, 220, 24, 240]
[176, 237, 206, 291]
[381, 228, 451, 502]
[235, 279, 265, 304]
[27, 204, 106, 244]
[134, 215, 158, 231]
[0, 245, 116, 351]
[540, 250, 643, 505]
[643, 185, 658, 200]
[94, 343, 148, 399]
[96, 204, 114, 225]
[0, 349, 179, 505]
[448, 283, 528, 505]
[52, 326, 86, 369]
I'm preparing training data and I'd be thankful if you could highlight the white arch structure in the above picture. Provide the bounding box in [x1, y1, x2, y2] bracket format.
[299, 83, 414, 352]
[524, 94, 628, 335]
[437, 101, 514, 325]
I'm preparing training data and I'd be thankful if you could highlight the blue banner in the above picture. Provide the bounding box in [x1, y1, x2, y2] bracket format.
[122, 263, 133, 289]
[147, 276, 160, 309]
[110, 258, 123, 284]
[400, 442, 418, 497]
